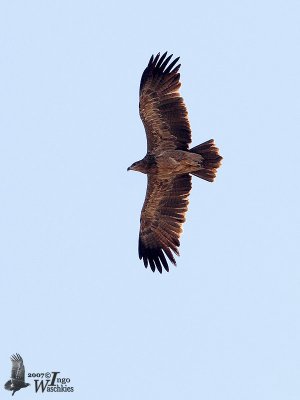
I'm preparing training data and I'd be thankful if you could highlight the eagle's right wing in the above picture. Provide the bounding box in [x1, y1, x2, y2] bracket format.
[11, 354, 25, 382]
[139, 173, 192, 273]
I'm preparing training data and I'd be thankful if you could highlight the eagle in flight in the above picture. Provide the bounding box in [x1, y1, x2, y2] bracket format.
[128, 52, 222, 273]
[4, 354, 30, 396]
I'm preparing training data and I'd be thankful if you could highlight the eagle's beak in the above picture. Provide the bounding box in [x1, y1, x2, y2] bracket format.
[127, 166, 131, 171]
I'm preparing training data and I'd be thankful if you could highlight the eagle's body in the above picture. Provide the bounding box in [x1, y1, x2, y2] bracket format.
[133, 150, 203, 176]
[128, 52, 222, 273]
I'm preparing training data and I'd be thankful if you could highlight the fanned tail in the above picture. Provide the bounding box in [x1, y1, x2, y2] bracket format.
[190, 139, 222, 182]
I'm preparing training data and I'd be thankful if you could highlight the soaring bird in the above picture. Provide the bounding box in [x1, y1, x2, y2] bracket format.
[128, 52, 222, 273]
[4, 354, 30, 396]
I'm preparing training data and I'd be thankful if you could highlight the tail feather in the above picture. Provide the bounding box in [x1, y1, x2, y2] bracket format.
[190, 139, 222, 182]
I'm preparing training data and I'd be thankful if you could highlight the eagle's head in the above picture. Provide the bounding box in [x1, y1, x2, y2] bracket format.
[127, 161, 138, 171]
[127, 160, 147, 173]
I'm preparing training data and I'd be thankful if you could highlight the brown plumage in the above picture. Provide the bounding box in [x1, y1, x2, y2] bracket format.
[128, 52, 222, 273]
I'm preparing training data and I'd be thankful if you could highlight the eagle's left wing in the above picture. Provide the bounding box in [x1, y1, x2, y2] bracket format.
[139, 173, 192, 273]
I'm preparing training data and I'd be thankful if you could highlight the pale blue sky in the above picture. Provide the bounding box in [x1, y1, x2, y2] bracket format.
[0, 0, 299, 399]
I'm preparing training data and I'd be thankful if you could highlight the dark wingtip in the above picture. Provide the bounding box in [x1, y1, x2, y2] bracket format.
[141, 52, 181, 94]
[138, 238, 177, 273]
[148, 52, 181, 73]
